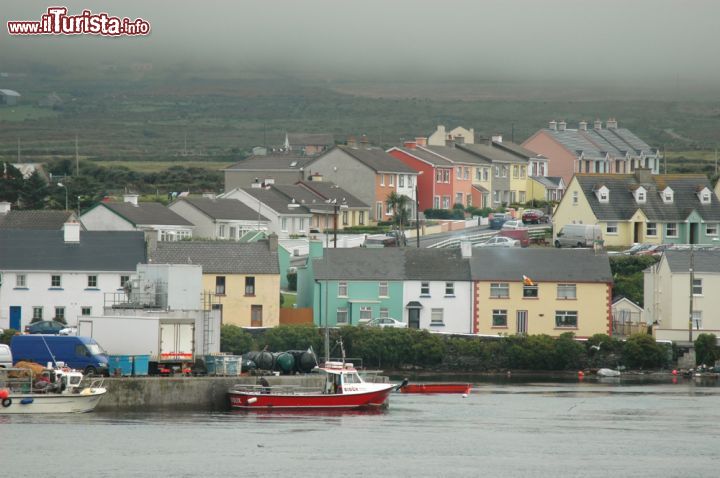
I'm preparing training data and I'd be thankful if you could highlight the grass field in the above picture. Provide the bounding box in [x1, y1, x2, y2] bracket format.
[0, 105, 59, 122]
[281, 293, 297, 309]
[93, 160, 233, 173]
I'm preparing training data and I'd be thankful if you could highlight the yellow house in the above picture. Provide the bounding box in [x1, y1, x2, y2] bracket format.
[527, 176, 565, 202]
[152, 237, 281, 327]
[470, 248, 612, 338]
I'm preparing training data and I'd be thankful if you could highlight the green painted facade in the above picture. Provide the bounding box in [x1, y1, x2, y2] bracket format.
[312, 279, 404, 326]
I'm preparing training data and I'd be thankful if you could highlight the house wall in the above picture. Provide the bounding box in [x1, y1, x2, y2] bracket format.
[527, 178, 548, 202]
[204, 273, 280, 328]
[402, 280, 473, 334]
[224, 170, 304, 191]
[312, 280, 403, 326]
[450, 164, 474, 207]
[296, 242, 323, 308]
[509, 164, 528, 203]
[475, 281, 611, 338]
[388, 149, 435, 212]
[472, 165, 493, 204]
[0, 270, 132, 330]
[168, 201, 215, 238]
[222, 189, 311, 239]
[523, 131, 577, 187]
[81, 206, 135, 231]
[551, 178, 601, 243]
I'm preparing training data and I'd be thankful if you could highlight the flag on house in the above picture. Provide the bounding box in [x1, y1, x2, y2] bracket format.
[523, 275, 535, 286]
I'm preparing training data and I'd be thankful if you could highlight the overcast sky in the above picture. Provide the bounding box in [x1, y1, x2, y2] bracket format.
[2, 0, 719, 85]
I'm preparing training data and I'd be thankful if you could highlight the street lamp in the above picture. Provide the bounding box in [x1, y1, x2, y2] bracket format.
[415, 171, 423, 248]
[326, 198, 348, 248]
[57, 182, 68, 211]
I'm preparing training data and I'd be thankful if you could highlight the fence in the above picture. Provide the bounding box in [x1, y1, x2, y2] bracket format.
[279, 308, 314, 325]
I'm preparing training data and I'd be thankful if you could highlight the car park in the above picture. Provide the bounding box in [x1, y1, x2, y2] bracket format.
[364, 317, 408, 328]
[521, 209, 548, 224]
[474, 236, 520, 248]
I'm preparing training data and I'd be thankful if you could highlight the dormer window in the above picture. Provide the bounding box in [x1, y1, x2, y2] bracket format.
[662, 187, 673, 204]
[595, 186, 609, 203]
[634, 186, 647, 204]
[697, 187, 712, 205]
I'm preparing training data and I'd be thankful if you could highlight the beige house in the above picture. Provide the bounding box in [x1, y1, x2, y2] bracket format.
[428, 125, 475, 146]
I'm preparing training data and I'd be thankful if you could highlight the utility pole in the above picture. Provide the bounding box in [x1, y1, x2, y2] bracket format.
[17, 138, 20, 163]
[75, 134, 79, 176]
[715, 148, 718, 176]
[663, 145, 667, 174]
[689, 244, 695, 344]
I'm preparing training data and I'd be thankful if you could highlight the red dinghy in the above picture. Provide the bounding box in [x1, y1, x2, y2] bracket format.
[228, 362, 397, 410]
[399, 383, 472, 394]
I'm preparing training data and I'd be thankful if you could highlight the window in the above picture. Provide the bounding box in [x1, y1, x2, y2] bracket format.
[510, 191, 516, 203]
[443, 170, 450, 183]
[702, 193, 711, 204]
[376, 202, 383, 219]
[386, 201, 393, 215]
[490, 282, 509, 298]
[399, 175, 405, 187]
[55, 307, 65, 321]
[599, 191, 608, 202]
[456, 167, 462, 180]
[379, 281, 389, 297]
[338, 281, 348, 297]
[442, 196, 450, 209]
[666, 223, 678, 237]
[502, 166, 508, 178]
[693, 278, 703, 296]
[646, 223, 657, 236]
[513, 165, 519, 179]
[251, 305, 263, 327]
[572, 191, 578, 205]
[606, 222, 618, 235]
[420, 282, 430, 296]
[692, 311, 703, 329]
[519, 191, 526, 203]
[15, 274, 26, 288]
[557, 284, 577, 299]
[87, 275, 98, 288]
[555, 311, 578, 328]
[523, 285, 538, 298]
[430, 308, 444, 326]
[520, 166, 526, 179]
[336, 308, 348, 324]
[476, 168, 482, 181]
[379, 307, 389, 319]
[389, 175, 395, 186]
[492, 309, 507, 327]
[464, 167, 470, 180]
[218, 225, 226, 238]
[245, 276, 256, 296]
[51, 275, 61, 288]
[299, 218, 306, 232]
[229, 226, 236, 239]
[483, 168, 489, 181]
[493, 191, 499, 203]
[215, 276, 226, 295]
[436, 170, 442, 183]
[495, 166, 500, 178]
[342, 211, 348, 226]
[706, 223, 718, 236]
[380, 174, 385, 186]
[663, 191, 673, 203]
[360, 307, 372, 321]
[120, 275, 130, 289]
[445, 282, 455, 296]
[33, 307, 43, 320]
[455, 193, 463, 205]
[359, 211, 365, 225]
[433, 196, 440, 209]
[281, 217, 288, 231]
[81, 307, 92, 316]
[637, 190, 646, 202]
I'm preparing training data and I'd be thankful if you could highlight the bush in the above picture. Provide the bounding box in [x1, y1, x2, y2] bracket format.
[220, 325, 255, 355]
[0, 329, 19, 345]
[423, 208, 465, 220]
[286, 271, 297, 291]
[466, 206, 493, 217]
[694, 333, 720, 366]
[623, 334, 669, 369]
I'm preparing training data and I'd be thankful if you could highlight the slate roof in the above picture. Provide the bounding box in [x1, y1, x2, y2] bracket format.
[392, 147, 453, 167]
[174, 197, 268, 222]
[0, 230, 146, 271]
[575, 174, 720, 221]
[0, 210, 75, 230]
[151, 241, 279, 274]
[491, 141, 548, 160]
[470, 248, 613, 283]
[664, 249, 720, 274]
[457, 143, 527, 164]
[542, 126, 656, 159]
[99, 202, 193, 226]
[531, 176, 564, 189]
[336, 145, 417, 174]
[240, 187, 312, 214]
[404, 248, 471, 281]
[287, 133, 334, 147]
[223, 154, 313, 171]
[272, 184, 337, 212]
[296, 181, 369, 208]
[421, 145, 490, 165]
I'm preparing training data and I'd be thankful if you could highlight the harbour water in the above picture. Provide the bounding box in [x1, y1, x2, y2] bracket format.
[2, 377, 719, 477]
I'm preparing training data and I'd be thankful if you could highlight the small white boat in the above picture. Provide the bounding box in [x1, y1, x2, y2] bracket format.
[597, 368, 621, 377]
[0, 367, 107, 414]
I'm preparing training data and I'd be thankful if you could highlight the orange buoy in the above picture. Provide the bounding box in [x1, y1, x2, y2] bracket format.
[577, 371, 584, 378]
[672, 369, 678, 376]
[0, 389, 9, 400]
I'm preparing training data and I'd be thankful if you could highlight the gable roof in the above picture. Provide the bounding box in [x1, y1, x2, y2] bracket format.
[151, 240, 279, 274]
[404, 248, 471, 281]
[540, 126, 656, 159]
[0, 210, 76, 230]
[174, 197, 268, 222]
[336, 145, 417, 174]
[574, 173, 720, 221]
[390, 146, 454, 167]
[0, 230, 146, 271]
[295, 181, 369, 208]
[239, 187, 312, 214]
[469, 248, 612, 282]
[421, 145, 490, 165]
[664, 249, 720, 274]
[531, 176, 564, 189]
[223, 153, 313, 172]
[286, 133, 334, 147]
[491, 141, 548, 160]
[457, 143, 527, 164]
[98, 202, 193, 227]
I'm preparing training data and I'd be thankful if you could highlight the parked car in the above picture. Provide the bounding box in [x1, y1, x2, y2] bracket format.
[554, 224, 603, 248]
[0, 344, 12, 369]
[24, 320, 67, 334]
[474, 236, 520, 248]
[637, 244, 672, 257]
[521, 209, 548, 224]
[364, 317, 408, 328]
[501, 220, 525, 230]
[621, 243, 653, 255]
[489, 213, 511, 230]
[498, 228, 530, 247]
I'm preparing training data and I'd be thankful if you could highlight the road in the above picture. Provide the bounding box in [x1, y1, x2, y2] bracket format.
[416, 223, 551, 248]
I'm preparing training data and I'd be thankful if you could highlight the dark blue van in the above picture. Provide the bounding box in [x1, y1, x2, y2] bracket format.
[10, 335, 109, 376]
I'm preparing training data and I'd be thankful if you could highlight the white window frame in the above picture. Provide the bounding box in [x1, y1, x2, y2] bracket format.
[572, 191, 578, 205]
[445, 282, 455, 296]
[693, 278, 703, 296]
[646, 222, 657, 237]
[692, 311, 703, 329]
[87, 275, 98, 288]
[420, 282, 430, 296]
[16, 274, 26, 288]
[378, 281, 389, 297]
[359, 211, 365, 225]
[51, 275, 61, 288]
[606, 222, 618, 235]
[376, 202, 383, 219]
[555, 310, 578, 328]
[492, 309, 508, 327]
[342, 210, 348, 226]
[281, 217, 288, 232]
[706, 223, 718, 236]
[359, 306, 372, 321]
[666, 223, 678, 238]
[430, 308, 444, 326]
[338, 281, 348, 297]
[379, 307, 389, 319]
[33, 306, 43, 320]
[433, 196, 440, 209]
[380, 174, 385, 186]
[389, 174, 394, 186]
[399, 175, 405, 187]
[81, 307, 92, 316]
[218, 225, 226, 238]
[490, 282, 509, 298]
[54, 306, 65, 321]
[557, 284, 577, 299]
[336, 308, 348, 325]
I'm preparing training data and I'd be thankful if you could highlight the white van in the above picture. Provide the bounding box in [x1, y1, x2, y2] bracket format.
[555, 224, 602, 248]
[0, 344, 12, 368]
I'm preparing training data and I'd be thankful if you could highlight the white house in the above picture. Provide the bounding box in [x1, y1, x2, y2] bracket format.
[401, 247, 474, 334]
[168, 195, 269, 240]
[0, 224, 146, 331]
[81, 194, 194, 241]
[644, 249, 720, 344]
[220, 186, 313, 239]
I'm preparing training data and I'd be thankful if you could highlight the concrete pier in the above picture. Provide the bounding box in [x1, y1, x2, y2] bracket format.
[96, 375, 324, 412]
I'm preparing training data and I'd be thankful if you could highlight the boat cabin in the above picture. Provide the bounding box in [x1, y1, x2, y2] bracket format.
[320, 362, 365, 394]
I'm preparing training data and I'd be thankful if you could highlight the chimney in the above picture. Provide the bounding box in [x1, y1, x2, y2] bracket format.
[346, 135, 357, 148]
[202, 192, 216, 200]
[548, 120, 557, 131]
[123, 194, 139, 206]
[145, 230, 159, 255]
[359, 134, 369, 147]
[403, 140, 417, 150]
[415, 137, 427, 146]
[0, 201, 10, 215]
[445, 139, 455, 148]
[634, 168, 652, 184]
[437, 125, 446, 135]
[460, 241, 472, 259]
[606, 118, 618, 129]
[491, 134, 503, 143]
[578, 121, 588, 131]
[267, 233, 278, 252]
[310, 172, 323, 182]
[63, 221, 81, 243]
[558, 120, 567, 132]
[593, 119, 602, 130]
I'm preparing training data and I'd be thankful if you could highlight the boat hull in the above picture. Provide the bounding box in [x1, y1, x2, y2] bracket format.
[400, 383, 471, 394]
[228, 386, 394, 410]
[0, 390, 107, 414]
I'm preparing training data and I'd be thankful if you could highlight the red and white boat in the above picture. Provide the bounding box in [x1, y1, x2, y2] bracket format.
[228, 361, 398, 410]
[399, 383, 472, 394]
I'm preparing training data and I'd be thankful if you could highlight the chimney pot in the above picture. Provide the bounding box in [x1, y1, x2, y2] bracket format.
[548, 120, 557, 131]
[558, 121, 567, 132]
[415, 137, 427, 146]
[579, 121, 588, 131]
[491, 134, 503, 143]
[460, 241, 472, 259]
[123, 194, 139, 206]
[594, 119, 602, 130]
[403, 140, 417, 150]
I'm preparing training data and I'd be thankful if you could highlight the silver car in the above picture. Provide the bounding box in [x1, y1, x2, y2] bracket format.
[474, 236, 520, 248]
[364, 318, 408, 328]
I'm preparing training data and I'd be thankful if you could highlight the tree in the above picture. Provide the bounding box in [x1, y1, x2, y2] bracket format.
[220, 325, 254, 355]
[0, 162, 24, 204]
[19, 170, 49, 210]
[386, 191, 409, 246]
[694, 333, 719, 366]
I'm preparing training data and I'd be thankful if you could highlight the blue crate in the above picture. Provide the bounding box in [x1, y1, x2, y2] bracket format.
[109, 355, 133, 376]
[132, 355, 149, 376]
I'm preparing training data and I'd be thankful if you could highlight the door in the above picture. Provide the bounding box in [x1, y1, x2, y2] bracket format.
[690, 223, 698, 244]
[634, 222, 641, 243]
[251, 305, 263, 327]
[9, 306, 21, 331]
[408, 309, 420, 329]
[516, 310, 528, 335]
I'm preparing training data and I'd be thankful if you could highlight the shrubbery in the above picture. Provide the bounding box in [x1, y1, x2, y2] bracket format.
[423, 208, 465, 220]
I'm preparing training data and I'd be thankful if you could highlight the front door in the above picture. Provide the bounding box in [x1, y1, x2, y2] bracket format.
[9, 306, 21, 331]
[690, 223, 698, 244]
[633, 222, 641, 243]
[516, 310, 528, 335]
[251, 305, 263, 327]
[408, 309, 420, 329]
